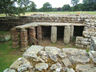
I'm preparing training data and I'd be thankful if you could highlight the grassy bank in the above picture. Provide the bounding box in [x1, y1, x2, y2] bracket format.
[0, 41, 22, 72]
[24, 11, 96, 16]
[0, 11, 96, 17]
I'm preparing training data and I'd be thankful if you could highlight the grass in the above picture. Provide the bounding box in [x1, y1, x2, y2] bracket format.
[0, 14, 6, 17]
[0, 11, 96, 17]
[23, 11, 96, 16]
[0, 31, 9, 35]
[0, 41, 22, 72]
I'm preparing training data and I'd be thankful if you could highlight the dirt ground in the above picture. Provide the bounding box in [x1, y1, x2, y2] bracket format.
[39, 39, 77, 49]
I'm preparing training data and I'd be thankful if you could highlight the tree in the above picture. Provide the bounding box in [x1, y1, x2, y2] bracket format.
[0, 0, 31, 16]
[29, 1, 37, 12]
[83, 0, 96, 11]
[83, 0, 96, 4]
[72, 4, 84, 11]
[41, 2, 52, 12]
[71, 0, 79, 6]
[62, 4, 71, 11]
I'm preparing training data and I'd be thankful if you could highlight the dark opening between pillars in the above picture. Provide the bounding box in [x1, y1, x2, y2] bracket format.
[74, 26, 84, 37]
[57, 26, 64, 40]
[42, 26, 51, 40]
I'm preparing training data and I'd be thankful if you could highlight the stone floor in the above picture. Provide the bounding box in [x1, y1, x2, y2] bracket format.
[4, 45, 96, 72]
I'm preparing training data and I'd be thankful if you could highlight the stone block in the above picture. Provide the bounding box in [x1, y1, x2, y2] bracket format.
[90, 37, 96, 51]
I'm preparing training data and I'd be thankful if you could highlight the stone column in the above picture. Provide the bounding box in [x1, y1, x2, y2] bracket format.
[64, 25, 71, 44]
[29, 27, 38, 45]
[20, 28, 28, 48]
[11, 28, 19, 48]
[70, 25, 74, 41]
[37, 26, 42, 41]
[51, 26, 57, 43]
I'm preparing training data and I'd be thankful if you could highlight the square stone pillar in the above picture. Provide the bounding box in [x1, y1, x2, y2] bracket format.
[64, 25, 71, 44]
[70, 25, 74, 41]
[29, 27, 38, 45]
[37, 26, 42, 41]
[20, 28, 28, 48]
[11, 28, 19, 48]
[51, 26, 57, 43]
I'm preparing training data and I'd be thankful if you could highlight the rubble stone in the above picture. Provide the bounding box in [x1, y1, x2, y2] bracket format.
[62, 58, 72, 67]
[76, 64, 94, 72]
[3, 68, 16, 72]
[3, 46, 96, 72]
[50, 63, 62, 72]
[10, 57, 32, 70]
[35, 63, 48, 71]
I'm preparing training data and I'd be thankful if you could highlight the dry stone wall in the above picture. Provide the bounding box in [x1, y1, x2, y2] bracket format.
[76, 17, 96, 48]
[0, 14, 86, 31]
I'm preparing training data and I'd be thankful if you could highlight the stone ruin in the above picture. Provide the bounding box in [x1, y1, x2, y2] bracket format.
[3, 14, 96, 72]
[3, 45, 96, 72]
[10, 14, 96, 49]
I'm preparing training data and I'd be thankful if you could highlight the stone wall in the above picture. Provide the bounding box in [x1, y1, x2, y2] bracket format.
[0, 16, 32, 30]
[76, 17, 96, 48]
[0, 14, 87, 31]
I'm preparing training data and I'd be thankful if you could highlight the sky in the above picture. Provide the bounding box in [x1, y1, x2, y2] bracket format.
[31, 0, 83, 8]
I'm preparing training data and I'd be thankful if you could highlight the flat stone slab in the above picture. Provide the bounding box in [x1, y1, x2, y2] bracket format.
[23, 45, 44, 58]
[45, 46, 60, 55]
[35, 63, 48, 71]
[62, 48, 87, 56]
[76, 64, 95, 72]
[89, 51, 96, 63]
[16, 22, 85, 29]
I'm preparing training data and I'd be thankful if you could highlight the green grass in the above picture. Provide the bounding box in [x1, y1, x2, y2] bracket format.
[24, 11, 96, 15]
[0, 31, 9, 35]
[0, 41, 21, 72]
[0, 14, 6, 17]
[0, 11, 96, 17]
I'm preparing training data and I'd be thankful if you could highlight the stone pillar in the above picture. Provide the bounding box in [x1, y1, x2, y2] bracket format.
[51, 26, 57, 43]
[29, 27, 38, 45]
[64, 25, 71, 44]
[11, 28, 19, 48]
[37, 26, 42, 41]
[20, 28, 28, 48]
[70, 25, 74, 41]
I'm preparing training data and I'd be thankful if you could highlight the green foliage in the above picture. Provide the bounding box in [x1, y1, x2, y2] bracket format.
[72, 3, 84, 11]
[62, 4, 71, 11]
[0, 0, 31, 16]
[83, 0, 96, 4]
[71, 0, 79, 6]
[29, 1, 37, 12]
[40, 2, 52, 12]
